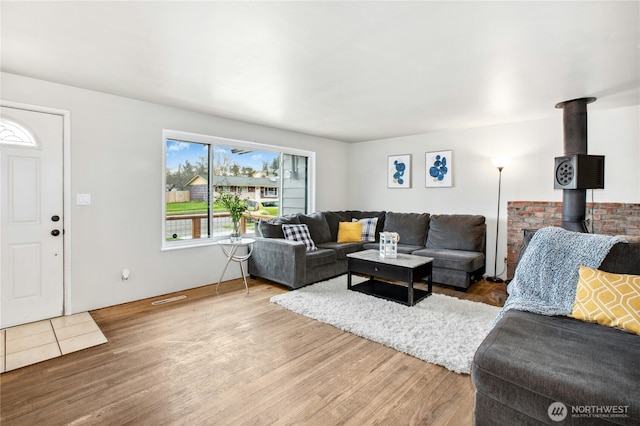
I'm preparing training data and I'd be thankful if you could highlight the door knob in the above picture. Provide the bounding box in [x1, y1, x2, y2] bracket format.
[51, 215, 60, 222]
[51, 229, 61, 236]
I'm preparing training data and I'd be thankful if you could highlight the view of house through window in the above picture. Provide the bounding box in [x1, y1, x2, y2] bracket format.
[165, 139, 211, 242]
[163, 131, 313, 248]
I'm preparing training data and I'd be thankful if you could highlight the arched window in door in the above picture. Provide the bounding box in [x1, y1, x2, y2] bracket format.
[0, 118, 38, 147]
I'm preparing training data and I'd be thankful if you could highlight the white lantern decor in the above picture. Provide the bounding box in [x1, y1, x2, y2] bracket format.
[379, 232, 400, 258]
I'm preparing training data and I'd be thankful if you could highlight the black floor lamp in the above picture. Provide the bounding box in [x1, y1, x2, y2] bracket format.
[487, 158, 510, 283]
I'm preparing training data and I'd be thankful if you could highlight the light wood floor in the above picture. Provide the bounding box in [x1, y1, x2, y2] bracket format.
[0, 277, 507, 425]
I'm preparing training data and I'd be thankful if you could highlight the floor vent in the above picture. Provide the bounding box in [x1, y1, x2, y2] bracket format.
[151, 295, 187, 305]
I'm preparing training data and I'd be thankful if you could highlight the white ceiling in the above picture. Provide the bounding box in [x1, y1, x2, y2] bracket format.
[1, 1, 639, 142]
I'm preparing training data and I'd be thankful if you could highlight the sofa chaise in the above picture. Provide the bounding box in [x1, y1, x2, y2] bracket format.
[248, 210, 486, 290]
[472, 231, 640, 425]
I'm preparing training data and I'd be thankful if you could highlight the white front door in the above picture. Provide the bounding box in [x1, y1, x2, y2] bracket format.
[0, 106, 64, 328]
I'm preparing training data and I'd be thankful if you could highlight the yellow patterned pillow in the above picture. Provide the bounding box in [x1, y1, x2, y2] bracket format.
[569, 265, 640, 335]
[337, 222, 362, 243]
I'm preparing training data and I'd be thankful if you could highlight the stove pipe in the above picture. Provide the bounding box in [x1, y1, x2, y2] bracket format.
[554, 97, 596, 233]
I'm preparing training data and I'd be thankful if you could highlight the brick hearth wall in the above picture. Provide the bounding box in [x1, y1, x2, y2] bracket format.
[506, 201, 640, 278]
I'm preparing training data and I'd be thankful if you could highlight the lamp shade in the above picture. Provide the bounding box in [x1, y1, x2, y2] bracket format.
[491, 158, 511, 169]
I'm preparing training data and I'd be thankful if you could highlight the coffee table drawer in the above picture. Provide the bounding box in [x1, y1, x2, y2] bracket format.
[349, 257, 411, 281]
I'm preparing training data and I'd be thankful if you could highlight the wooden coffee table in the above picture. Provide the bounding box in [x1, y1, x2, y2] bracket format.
[346, 249, 433, 306]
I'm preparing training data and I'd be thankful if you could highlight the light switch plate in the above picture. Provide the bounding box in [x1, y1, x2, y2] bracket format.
[77, 194, 91, 205]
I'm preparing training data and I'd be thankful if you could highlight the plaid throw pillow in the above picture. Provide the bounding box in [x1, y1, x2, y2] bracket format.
[282, 224, 317, 251]
[352, 217, 378, 242]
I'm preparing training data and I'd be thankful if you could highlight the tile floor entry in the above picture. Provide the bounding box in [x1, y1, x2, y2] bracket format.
[0, 312, 107, 373]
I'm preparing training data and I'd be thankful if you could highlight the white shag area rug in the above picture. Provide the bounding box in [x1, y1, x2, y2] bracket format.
[270, 276, 500, 374]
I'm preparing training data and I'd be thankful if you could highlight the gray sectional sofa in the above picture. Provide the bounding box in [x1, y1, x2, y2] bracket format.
[472, 240, 640, 425]
[248, 210, 486, 290]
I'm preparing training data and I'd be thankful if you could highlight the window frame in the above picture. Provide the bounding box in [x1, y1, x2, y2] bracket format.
[162, 129, 315, 251]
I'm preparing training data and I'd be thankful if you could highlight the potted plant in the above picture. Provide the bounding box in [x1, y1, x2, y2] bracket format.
[215, 190, 248, 242]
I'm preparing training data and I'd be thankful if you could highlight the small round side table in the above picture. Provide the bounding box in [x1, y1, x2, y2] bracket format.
[215, 238, 255, 293]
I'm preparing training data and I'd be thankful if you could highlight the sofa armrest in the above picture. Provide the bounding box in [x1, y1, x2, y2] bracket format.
[248, 237, 307, 288]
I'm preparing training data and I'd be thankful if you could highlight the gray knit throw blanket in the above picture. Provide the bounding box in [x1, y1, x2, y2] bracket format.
[493, 226, 625, 326]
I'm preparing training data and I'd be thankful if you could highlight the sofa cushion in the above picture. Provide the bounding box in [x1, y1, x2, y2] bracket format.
[268, 214, 301, 225]
[412, 248, 484, 272]
[362, 242, 379, 251]
[316, 241, 363, 260]
[599, 242, 640, 275]
[337, 222, 362, 243]
[257, 222, 285, 239]
[299, 212, 332, 244]
[569, 265, 640, 335]
[282, 224, 317, 251]
[305, 248, 337, 268]
[426, 214, 485, 251]
[383, 212, 430, 246]
[323, 211, 353, 242]
[352, 217, 378, 242]
[397, 244, 426, 254]
[362, 242, 425, 254]
[472, 310, 640, 423]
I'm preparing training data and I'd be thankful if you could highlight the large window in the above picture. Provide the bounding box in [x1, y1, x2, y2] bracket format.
[162, 130, 314, 249]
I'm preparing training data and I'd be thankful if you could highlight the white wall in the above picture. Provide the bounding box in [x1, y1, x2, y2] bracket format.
[348, 105, 640, 277]
[1, 72, 350, 312]
[2, 71, 638, 308]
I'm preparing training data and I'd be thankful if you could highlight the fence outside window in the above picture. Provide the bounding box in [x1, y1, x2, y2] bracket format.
[165, 212, 272, 241]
